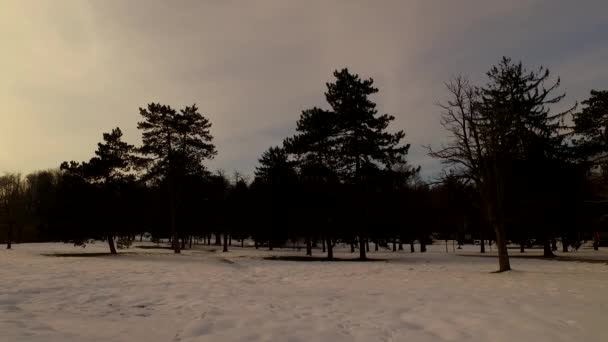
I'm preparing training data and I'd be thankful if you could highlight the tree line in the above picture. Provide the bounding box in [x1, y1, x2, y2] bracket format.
[1, 58, 607, 271]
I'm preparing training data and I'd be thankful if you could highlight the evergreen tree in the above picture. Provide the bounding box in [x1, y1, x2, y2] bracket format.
[137, 103, 217, 253]
[573, 90, 608, 164]
[60, 127, 137, 254]
[327, 68, 412, 260]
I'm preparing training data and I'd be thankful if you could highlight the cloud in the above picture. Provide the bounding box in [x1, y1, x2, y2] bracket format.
[1, 0, 607, 179]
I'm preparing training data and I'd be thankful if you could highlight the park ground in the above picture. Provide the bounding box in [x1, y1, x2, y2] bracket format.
[1, 242, 608, 341]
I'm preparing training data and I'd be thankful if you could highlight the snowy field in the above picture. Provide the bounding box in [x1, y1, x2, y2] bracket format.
[1, 242, 608, 342]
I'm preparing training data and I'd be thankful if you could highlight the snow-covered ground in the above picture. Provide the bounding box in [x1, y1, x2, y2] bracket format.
[1, 242, 607, 342]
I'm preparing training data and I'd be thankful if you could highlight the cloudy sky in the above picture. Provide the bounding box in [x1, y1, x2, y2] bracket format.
[1, 0, 607, 179]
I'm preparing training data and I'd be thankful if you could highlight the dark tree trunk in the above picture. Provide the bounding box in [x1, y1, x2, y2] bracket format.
[543, 239, 555, 258]
[7, 224, 13, 250]
[359, 238, 367, 260]
[326, 238, 333, 260]
[562, 235, 568, 253]
[551, 238, 558, 252]
[268, 240, 273, 251]
[215, 233, 221, 246]
[223, 233, 228, 252]
[322, 239, 326, 253]
[350, 242, 355, 253]
[255, 239, 259, 249]
[480, 238, 485, 253]
[140, 234, 143, 242]
[306, 238, 312, 256]
[207, 235, 211, 245]
[366, 240, 370, 253]
[241, 239, 244, 248]
[189, 235, 193, 249]
[494, 222, 511, 272]
[398, 241, 403, 251]
[392, 239, 397, 252]
[374, 241, 379, 251]
[420, 238, 427, 253]
[169, 178, 180, 254]
[520, 240, 525, 253]
[229, 236, 232, 246]
[410, 240, 415, 253]
[107, 234, 117, 254]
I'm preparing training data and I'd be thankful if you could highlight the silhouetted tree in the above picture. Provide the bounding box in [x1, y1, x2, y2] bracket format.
[138, 103, 217, 253]
[0, 174, 26, 249]
[430, 58, 572, 271]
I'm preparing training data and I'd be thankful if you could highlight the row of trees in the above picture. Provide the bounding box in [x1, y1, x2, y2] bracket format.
[1, 59, 607, 271]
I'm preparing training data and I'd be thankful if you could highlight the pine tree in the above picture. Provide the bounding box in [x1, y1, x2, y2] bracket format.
[137, 103, 217, 253]
[327, 68, 411, 260]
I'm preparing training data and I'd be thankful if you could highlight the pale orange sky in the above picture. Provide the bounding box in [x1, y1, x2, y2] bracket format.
[1, 0, 607, 179]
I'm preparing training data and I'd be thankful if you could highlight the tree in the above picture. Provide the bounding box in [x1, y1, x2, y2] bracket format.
[327, 68, 412, 260]
[0, 174, 25, 249]
[285, 108, 340, 259]
[573, 90, 608, 164]
[138, 103, 217, 253]
[254, 146, 297, 251]
[430, 57, 571, 271]
[59, 128, 138, 254]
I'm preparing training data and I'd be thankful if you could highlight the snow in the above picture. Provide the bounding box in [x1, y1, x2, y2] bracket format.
[1, 242, 608, 342]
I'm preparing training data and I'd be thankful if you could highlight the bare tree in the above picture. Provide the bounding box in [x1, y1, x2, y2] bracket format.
[0, 174, 25, 249]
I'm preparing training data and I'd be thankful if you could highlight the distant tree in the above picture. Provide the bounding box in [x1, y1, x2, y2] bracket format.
[138, 103, 217, 253]
[573, 90, 608, 164]
[254, 146, 297, 251]
[0, 174, 26, 249]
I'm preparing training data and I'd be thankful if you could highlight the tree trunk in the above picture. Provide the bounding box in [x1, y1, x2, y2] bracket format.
[480, 238, 485, 253]
[366, 240, 370, 253]
[229, 235, 232, 246]
[241, 239, 244, 248]
[359, 238, 367, 260]
[543, 239, 555, 257]
[322, 239, 326, 252]
[107, 234, 117, 254]
[392, 239, 397, 252]
[189, 235, 193, 249]
[169, 177, 180, 254]
[520, 240, 525, 253]
[420, 238, 427, 253]
[562, 235, 568, 253]
[223, 233, 228, 252]
[306, 238, 312, 256]
[268, 240, 273, 251]
[7, 224, 13, 250]
[398, 241, 403, 251]
[375, 241, 379, 251]
[255, 239, 259, 249]
[350, 242, 355, 253]
[551, 238, 558, 252]
[410, 240, 415, 253]
[326, 238, 333, 260]
[140, 234, 143, 242]
[215, 233, 221, 246]
[493, 222, 511, 272]
[207, 234, 211, 245]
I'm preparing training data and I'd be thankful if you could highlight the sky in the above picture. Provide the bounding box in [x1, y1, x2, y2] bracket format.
[1, 0, 607, 180]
